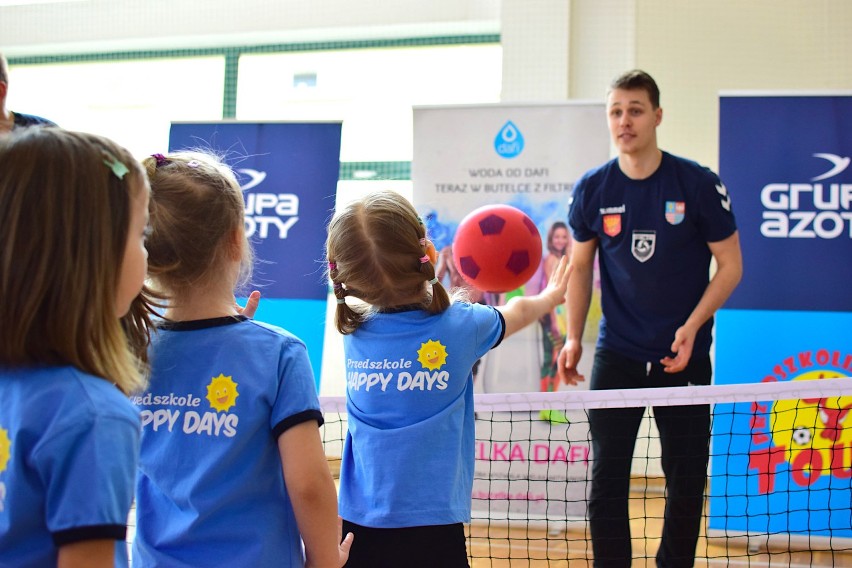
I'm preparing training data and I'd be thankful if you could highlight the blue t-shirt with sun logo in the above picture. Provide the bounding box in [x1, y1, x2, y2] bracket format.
[339, 302, 504, 528]
[132, 316, 322, 568]
[0, 366, 139, 568]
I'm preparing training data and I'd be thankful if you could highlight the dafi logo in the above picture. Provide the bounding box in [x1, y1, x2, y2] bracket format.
[760, 153, 852, 239]
[238, 168, 300, 240]
[494, 121, 524, 159]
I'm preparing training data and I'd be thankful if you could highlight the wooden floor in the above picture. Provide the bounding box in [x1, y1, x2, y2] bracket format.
[324, 462, 849, 566]
[466, 480, 851, 567]
[129, 472, 850, 566]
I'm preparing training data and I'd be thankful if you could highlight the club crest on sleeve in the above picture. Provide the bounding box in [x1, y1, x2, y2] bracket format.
[603, 214, 622, 237]
[664, 201, 685, 225]
[631, 230, 656, 262]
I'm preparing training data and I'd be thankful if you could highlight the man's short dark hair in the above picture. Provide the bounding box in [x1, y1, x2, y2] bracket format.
[609, 69, 660, 109]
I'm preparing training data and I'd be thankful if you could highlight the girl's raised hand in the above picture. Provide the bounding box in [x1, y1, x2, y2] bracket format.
[542, 255, 572, 309]
[236, 290, 261, 319]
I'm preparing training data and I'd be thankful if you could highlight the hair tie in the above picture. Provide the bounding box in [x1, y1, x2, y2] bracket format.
[429, 277, 439, 285]
[336, 298, 346, 304]
[151, 153, 168, 167]
[419, 255, 430, 264]
[419, 238, 426, 245]
[328, 262, 337, 271]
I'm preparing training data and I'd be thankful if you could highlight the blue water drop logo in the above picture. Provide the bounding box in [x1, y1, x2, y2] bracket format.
[494, 120, 524, 159]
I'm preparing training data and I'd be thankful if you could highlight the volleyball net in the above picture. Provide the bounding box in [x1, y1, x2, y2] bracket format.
[320, 377, 852, 566]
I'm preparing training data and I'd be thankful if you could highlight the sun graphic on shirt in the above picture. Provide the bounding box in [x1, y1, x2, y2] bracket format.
[206, 374, 239, 413]
[0, 427, 10, 473]
[417, 339, 448, 371]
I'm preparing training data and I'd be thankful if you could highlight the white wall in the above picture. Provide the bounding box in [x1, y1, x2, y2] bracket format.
[5, 0, 850, 175]
[500, 0, 570, 100]
[566, 0, 852, 171]
[0, 0, 500, 53]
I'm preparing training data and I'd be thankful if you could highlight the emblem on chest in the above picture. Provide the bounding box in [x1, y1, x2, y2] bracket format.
[665, 201, 685, 225]
[631, 230, 656, 262]
[603, 214, 622, 237]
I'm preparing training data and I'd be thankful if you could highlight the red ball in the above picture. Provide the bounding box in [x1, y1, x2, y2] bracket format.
[452, 204, 542, 293]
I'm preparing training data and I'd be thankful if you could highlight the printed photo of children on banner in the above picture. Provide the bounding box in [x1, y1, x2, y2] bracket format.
[413, 103, 609, 522]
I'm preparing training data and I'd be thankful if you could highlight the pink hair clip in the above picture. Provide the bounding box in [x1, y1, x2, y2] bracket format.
[151, 153, 168, 167]
[419, 255, 430, 264]
[328, 262, 337, 271]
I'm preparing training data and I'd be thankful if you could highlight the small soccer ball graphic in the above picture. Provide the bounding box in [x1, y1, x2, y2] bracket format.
[452, 204, 542, 293]
[791, 427, 812, 446]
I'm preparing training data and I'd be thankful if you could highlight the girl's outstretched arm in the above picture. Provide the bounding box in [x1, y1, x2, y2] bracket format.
[279, 421, 353, 568]
[497, 255, 572, 338]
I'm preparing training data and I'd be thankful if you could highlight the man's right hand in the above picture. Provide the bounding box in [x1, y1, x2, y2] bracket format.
[557, 338, 585, 386]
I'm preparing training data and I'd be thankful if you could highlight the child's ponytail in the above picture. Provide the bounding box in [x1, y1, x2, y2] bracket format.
[418, 240, 451, 314]
[329, 261, 363, 335]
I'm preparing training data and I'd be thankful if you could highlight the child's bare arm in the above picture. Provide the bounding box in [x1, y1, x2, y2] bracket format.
[57, 540, 114, 568]
[279, 421, 352, 568]
[497, 255, 572, 338]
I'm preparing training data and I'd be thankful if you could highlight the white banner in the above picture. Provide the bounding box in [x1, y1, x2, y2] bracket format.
[413, 103, 609, 521]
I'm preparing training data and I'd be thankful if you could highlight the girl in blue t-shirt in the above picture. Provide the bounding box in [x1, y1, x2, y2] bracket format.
[325, 190, 572, 568]
[133, 151, 352, 568]
[0, 127, 150, 568]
